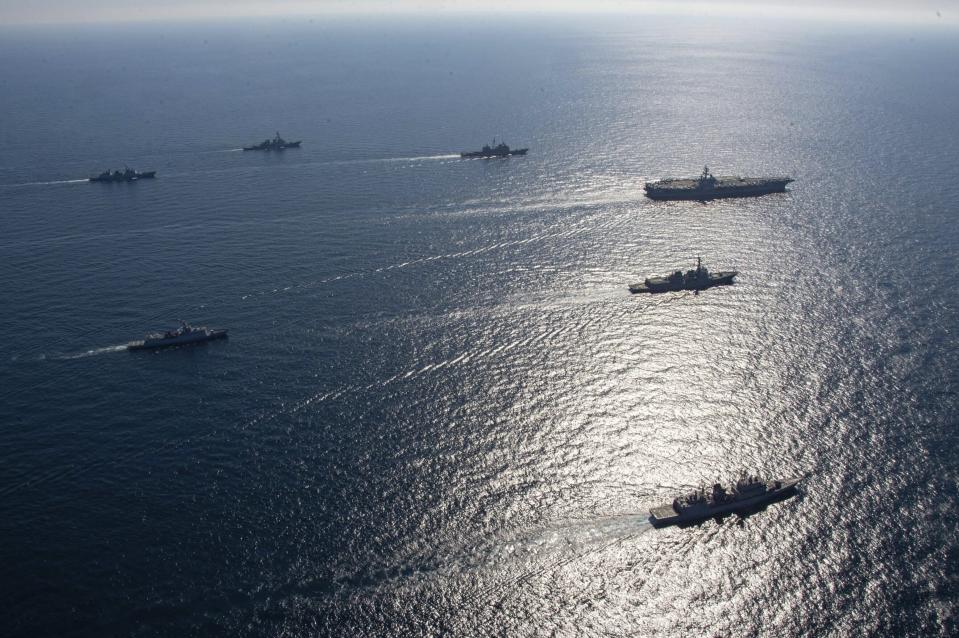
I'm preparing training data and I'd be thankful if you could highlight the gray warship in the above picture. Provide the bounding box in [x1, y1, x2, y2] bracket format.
[629, 257, 736, 294]
[243, 132, 302, 151]
[89, 168, 156, 182]
[649, 475, 802, 528]
[127, 321, 227, 351]
[644, 166, 793, 200]
[460, 139, 528, 158]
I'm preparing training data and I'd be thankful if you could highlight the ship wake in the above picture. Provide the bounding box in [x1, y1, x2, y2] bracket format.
[55, 344, 128, 360]
[1, 178, 89, 188]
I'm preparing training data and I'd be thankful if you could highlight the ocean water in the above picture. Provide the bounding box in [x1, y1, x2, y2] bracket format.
[1, 14, 958, 637]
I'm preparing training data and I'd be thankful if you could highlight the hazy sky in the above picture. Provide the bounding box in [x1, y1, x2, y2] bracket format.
[0, 0, 954, 26]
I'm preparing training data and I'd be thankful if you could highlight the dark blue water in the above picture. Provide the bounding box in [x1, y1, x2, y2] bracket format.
[1, 14, 958, 636]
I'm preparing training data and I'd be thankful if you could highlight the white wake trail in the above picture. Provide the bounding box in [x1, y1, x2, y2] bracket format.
[2, 178, 89, 188]
[56, 344, 128, 360]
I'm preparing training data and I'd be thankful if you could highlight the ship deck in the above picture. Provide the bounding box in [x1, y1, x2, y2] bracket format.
[647, 176, 788, 190]
[649, 505, 679, 522]
[649, 479, 802, 528]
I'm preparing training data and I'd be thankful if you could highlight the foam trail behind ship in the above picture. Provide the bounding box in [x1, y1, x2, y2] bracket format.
[0, 179, 89, 189]
[55, 344, 128, 360]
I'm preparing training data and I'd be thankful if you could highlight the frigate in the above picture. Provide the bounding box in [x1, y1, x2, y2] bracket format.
[649, 476, 802, 527]
[629, 257, 736, 294]
[127, 321, 227, 351]
[243, 132, 302, 151]
[89, 168, 156, 182]
[460, 139, 528, 158]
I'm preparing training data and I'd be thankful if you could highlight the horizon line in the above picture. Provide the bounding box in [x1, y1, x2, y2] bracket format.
[1, 2, 956, 28]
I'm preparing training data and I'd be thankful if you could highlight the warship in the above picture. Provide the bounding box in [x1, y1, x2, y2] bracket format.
[629, 257, 736, 294]
[649, 475, 802, 528]
[243, 132, 302, 151]
[89, 168, 156, 183]
[460, 139, 528, 158]
[644, 166, 793, 200]
[127, 321, 227, 351]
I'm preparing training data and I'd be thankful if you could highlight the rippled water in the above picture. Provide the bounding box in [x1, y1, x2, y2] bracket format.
[1, 15, 958, 637]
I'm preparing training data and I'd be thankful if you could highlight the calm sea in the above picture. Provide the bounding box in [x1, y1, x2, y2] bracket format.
[1, 14, 957, 637]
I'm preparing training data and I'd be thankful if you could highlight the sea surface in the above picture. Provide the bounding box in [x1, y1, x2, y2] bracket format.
[1, 14, 958, 637]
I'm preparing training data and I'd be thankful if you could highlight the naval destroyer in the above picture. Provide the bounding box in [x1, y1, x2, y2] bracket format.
[89, 168, 156, 182]
[629, 257, 736, 294]
[649, 475, 802, 527]
[644, 166, 792, 200]
[460, 140, 528, 158]
[127, 321, 227, 351]
[243, 132, 302, 151]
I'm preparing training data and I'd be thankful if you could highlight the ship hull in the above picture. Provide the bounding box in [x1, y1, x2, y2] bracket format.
[242, 141, 301, 151]
[460, 148, 528, 158]
[649, 478, 801, 528]
[128, 329, 228, 351]
[644, 178, 792, 200]
[629, 272, 737, 294]
[89, 171, 156, 183]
